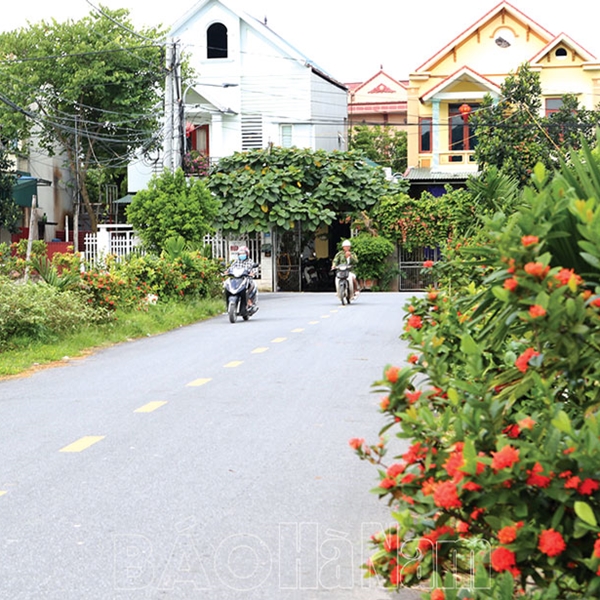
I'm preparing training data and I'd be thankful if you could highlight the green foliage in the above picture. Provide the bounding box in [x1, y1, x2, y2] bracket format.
[348, 124, 407, 174]
[0, 147, 19, 233]
[349, 233, 396, 284]
[126, 168, 220, 253]
[471, 63, 600, 186]
[370, 187, 474, 251]
[355, 149, 600, 598]
[0, 9, 167, 230]
[207, 146, 395, 234]
[0, 240, 47, 278]
[0, 276, 110, 349]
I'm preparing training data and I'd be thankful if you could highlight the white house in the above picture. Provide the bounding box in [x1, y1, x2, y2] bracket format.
[127, 0, 349, 192]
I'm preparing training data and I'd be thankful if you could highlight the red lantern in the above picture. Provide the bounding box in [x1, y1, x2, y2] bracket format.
[459, 103, 471, 121]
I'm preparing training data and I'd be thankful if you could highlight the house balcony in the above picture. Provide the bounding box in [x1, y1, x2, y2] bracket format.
[418, 150, 478, 172]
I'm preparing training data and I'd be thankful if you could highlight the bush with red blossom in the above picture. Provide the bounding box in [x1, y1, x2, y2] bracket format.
[353, 153, 600, 599]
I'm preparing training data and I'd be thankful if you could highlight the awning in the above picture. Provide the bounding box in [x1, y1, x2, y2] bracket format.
[11, 172, 52, 207]
[114, 194, 134, 204]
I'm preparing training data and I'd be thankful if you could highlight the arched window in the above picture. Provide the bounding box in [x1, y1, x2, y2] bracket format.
[207, 23, 228, 59]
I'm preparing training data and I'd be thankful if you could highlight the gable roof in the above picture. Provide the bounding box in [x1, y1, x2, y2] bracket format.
[415, 1, 554, 73]
[350, 69, 407, 95]
[529, 32, 597, 64]
[421, 66, 501, 102]
[171, 0, 347, 90]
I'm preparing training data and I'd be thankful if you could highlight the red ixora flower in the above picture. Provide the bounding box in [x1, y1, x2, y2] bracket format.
[555, 268, 583, 287]
[405, 390, 422, 405]
[515, 347, 540, 373]
[538, 529, 566, 557]
[528, 304, 547, 318]
[348, 438, 364, 450]
[433, 480, 462, 509]
[518, 416, 536, 430]
[578, 478, 600, 495]
[423, 260, 434, 268]
[385, 366, 400, 384]
[503, 277, 518, 292]
[491, 547, 516, 572]
[526, 462, 553, 488]
[431, 589, 445, 600]
[406, 315, 423, 330]
[524, 262, 550, 279]
[498, 525, 518, 545]
[521, 235, 539, 247]
[491, 445, 520, 472]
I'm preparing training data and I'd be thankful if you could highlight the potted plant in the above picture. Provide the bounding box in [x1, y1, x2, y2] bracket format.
[350, 233, 396, 290]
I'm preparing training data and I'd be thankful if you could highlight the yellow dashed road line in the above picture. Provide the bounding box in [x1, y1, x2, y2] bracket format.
[59, 436, 105, 453]
[187, 378, 212, 387]
[272, 337, 287, 343]
[0, 491, 7, 497]
[252, 347, 269, 354]
[308, 321, 319, 325]
[224, 361, 244, 368]
[291, 329, 304, 333]
[320, 315, 330, 319]
[134, 401, 168, 413]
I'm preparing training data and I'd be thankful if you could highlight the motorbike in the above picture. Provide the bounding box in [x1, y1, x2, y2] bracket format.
[223, 263, 259, 323]
[333, 264, 353, 305]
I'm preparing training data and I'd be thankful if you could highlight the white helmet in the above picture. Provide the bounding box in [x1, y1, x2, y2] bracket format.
[342, 240, 352, 248]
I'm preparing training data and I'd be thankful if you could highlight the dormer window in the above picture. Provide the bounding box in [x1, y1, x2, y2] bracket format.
[207, 23, 228, 59]
[555, 47, 568, 60]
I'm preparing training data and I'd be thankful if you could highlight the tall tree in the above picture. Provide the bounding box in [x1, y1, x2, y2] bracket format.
[471, 63, 600, 185]
[0, 7, 167, 231]
[348, 124, 407, 174]
[0, 146, 19, 233]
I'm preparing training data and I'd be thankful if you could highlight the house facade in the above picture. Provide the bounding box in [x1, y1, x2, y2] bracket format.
[347, 68, 408, 130]
[405, 1, 600, 195]
[128, 0, 348, 193]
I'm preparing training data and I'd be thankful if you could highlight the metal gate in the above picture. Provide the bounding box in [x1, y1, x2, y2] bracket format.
[275, 225, 302, 291]
[398, 246, 441, 291]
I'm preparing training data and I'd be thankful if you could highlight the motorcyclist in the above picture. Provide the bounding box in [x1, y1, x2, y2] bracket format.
[227, 246, 258, 305]
[331, 239, 359, 299]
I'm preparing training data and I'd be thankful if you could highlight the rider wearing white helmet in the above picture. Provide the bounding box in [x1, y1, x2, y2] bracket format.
[331, 239, 359, 298]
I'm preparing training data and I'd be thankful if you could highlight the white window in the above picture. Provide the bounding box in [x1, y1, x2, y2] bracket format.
[281, 124, 293, 148]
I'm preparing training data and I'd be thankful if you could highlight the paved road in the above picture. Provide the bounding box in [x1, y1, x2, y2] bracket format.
[0, 292, 423, 600]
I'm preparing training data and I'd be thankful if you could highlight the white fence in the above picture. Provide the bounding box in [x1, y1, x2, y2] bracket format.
[84, 225, 261, 268]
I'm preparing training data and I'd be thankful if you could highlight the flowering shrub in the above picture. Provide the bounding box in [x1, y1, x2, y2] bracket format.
[183, 150, 211, 177]
[354, 162, 600, 599]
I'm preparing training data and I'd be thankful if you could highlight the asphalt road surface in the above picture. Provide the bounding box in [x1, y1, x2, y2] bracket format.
[0, 291, 424, 600]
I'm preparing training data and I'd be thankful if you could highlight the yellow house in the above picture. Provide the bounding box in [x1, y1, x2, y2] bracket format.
[406, 1, 600, 193]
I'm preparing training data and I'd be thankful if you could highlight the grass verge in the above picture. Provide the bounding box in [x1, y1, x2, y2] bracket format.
[0, 297, 225, 379]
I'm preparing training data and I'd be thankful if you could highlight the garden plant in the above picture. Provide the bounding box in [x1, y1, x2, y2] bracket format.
[352, 141, 600, 599]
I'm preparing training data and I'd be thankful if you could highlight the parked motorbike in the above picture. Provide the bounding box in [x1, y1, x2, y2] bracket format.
[223, 263, 259, 323]
[333, 264, 353, 305]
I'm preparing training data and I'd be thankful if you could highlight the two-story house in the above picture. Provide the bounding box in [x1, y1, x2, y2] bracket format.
[405, 1, 600, 196]
[128, 0, 348, 192]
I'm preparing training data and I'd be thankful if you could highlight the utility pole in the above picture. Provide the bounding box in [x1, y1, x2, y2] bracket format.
[74, 112, 80, 253]
[164, 40, 182, 172]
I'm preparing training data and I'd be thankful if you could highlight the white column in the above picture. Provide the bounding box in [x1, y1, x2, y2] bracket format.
[211, 114, 224, 160]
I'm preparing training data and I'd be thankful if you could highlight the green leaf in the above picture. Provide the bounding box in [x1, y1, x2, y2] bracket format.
[460, 334, 481, 355]
[574, 501, 598, 527]
[551, 410, 573, 436]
